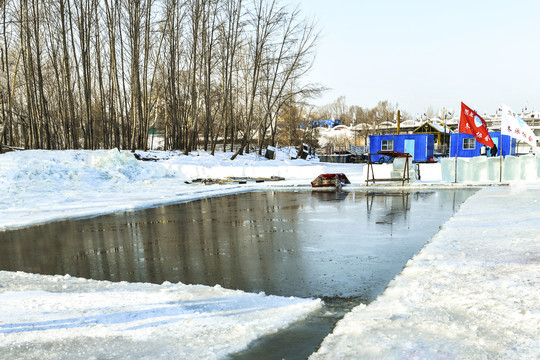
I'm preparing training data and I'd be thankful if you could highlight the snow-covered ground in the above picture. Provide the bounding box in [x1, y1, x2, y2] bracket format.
[0, 271, 321, 359]
[0, 148, 539, 359]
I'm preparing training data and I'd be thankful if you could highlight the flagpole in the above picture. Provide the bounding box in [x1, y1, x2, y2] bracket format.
[454, 153, 458, 183]
[500, 153, 502, 182]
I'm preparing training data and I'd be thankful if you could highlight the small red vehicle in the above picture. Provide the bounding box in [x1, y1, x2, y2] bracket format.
[311, 173, 350, 190]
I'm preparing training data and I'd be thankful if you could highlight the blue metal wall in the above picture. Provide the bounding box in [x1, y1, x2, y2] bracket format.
[449, 132, 516, 157]
[368, 134, 434, 162]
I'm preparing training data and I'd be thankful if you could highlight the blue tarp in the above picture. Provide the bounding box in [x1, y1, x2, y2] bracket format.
[299, 119, 341, 129]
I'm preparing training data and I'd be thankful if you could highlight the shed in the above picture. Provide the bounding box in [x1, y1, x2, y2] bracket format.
[449, 132, 516, 158]
[369, 134, 434, 162]
[413, 120, 451, 147]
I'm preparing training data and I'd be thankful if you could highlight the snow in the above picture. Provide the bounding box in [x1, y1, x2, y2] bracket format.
[1, 148, 539, 359]
[0, 272, 321, 359]
[1, 149, 331, 231]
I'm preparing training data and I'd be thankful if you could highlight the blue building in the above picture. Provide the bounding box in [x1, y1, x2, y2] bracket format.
[369, 134, 435, 162]
[299, 119, 341, 129]
[449, 132, 516, 157]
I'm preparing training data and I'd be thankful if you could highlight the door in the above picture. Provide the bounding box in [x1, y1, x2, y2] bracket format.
[404, 139, 415, 161]
[488, 137, 499, 157]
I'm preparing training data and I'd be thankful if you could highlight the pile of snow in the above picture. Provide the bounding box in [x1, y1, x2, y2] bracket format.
[0, 149, 329, 231]
[311, 184, 540, 359]
[0, 271, 321, 359]
[162, 148, 326, 181]
[3, 147, 434, 230]
[316, 126, 355, 148]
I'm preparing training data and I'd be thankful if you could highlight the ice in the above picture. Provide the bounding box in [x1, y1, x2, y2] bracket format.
[1, 148, 539, 359]
[440, 154, 540, 183]
[503, 156, 519, 181]
[487, 156, 502, 181]
[440, 157, 455, 182]
[311, 184, 540, 359]
[392, 157, 408, 170]
[520, 155, 537, 181]
[470, 156, 488, 181]
[456, 157, 471, 182]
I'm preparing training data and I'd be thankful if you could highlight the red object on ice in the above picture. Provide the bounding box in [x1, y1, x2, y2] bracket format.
[311, 173, 350, 188]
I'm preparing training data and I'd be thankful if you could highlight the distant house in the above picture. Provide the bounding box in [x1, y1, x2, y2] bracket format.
[369, 134, 435, 162]
[412, 120, 452, 148]
[311, 119, 341, 128]
[449, 132, 516, 157]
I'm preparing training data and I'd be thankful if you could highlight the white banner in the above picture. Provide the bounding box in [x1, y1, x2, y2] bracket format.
[500, 104, 537, 147]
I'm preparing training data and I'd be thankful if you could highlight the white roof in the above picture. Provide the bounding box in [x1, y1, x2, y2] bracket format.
[416, 120, 453, 134]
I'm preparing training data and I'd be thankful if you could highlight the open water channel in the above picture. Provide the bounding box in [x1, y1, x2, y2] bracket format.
[0, 189, 476, 359]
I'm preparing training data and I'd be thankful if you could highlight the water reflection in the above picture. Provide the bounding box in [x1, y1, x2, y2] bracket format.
[366, 191, 411, 225]
[310, 190, 350, 202]
[0, 189, 476, 301]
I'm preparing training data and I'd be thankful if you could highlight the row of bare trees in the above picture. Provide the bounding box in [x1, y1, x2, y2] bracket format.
[0, 0, 320, 157]
[307, 97, 408, 147]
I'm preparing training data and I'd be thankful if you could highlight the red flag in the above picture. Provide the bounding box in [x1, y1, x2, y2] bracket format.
[459, 102, 495, 147]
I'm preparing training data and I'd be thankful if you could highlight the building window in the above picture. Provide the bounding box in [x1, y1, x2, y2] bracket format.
[463, 138, 475, 150]
[381, 140, 393, 151]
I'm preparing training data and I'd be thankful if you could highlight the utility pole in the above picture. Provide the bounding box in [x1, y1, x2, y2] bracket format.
[353, 109, 357, 148]
[396, 110, 401, 135]
[442, 107, 447, 156]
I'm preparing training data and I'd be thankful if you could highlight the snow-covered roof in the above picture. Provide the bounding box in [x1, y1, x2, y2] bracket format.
[399, 120, 416, 127]
[352, 123, 371, 130]
[332, 124, 349, 131]
[414, 120, 454, 134]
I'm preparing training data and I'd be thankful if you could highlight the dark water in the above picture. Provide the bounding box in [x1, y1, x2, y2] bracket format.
[0, 189, 476, 359]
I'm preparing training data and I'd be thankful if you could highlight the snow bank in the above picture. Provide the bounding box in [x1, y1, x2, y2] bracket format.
[163, 152, 325, 180]
[4, 148, 422, 231]
[0, 149, 328, 231]
[0, 271, 321, 359]
[311, 184, 540, 359]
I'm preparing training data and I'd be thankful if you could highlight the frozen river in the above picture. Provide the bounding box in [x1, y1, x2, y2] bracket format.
[0, 189, 476, 359]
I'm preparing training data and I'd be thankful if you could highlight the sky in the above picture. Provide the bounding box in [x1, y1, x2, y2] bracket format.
[293, 0, 540, 117]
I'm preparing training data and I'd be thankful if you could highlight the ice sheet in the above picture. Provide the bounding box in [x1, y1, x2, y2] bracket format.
[311, 184, 540, 359]
[1, 149, 539, 359]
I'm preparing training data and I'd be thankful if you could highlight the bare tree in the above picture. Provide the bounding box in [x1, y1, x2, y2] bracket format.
[200, 0, 219, 151]
[0, 0, 18, 149]
[213, 0, 242, 155]
[259, 5, 320, 152]
[230, 0, 283, 160]
[1, 0, 321, 155]
[206, 0, 238, 154]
